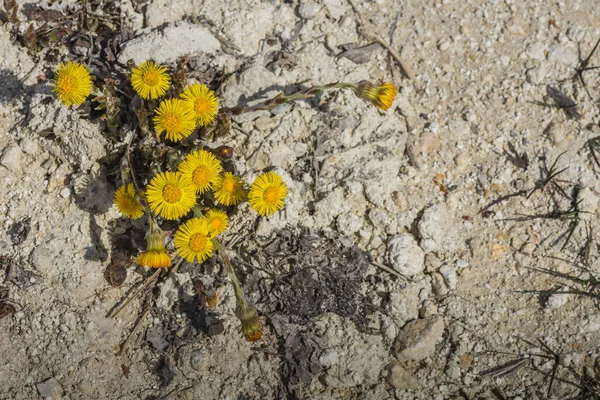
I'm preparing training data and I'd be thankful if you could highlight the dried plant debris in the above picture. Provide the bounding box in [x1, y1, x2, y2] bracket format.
[4, 258, 42, 289]
[7, 217, 31, 245]
[254, 229, 373, 331]
[278, 329, 325, 395]
[546, 85, 582, 120]
[336, 43, 380, 64]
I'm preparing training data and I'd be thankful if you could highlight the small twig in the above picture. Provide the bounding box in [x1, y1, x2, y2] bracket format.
[370, 261, 407, 280]
[117, 304, 152, 356]
[109, 269, 161, 318]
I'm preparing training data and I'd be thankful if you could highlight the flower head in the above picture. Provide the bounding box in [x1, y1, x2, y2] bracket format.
[136, 222, 171, 268]
[248, 171, 288, 216]
[53, 61, 93, 106]
[114, 183, 144, 219]
[354, 81, 397, 111]
[181, 84, 219, 127]
[235, 303, 263, 343]
[153, 98, 196, 142]
[212, 172, 246, 206]
[177, 149, 222, 194]
[174, 218, 215, 263]
[130, 61, 170, 100]
[204, 208, 229, 236]
[145, 171, 197, 220]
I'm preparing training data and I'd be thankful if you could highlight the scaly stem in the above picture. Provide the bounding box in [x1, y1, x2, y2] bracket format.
[214, 239, 247, 309]
[221, 82, 358, 115]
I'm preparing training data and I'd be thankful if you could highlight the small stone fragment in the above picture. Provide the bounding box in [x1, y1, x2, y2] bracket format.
[525, 42, 546, 60]
[447, 119, 470, 139]
[20, 137, 39, 155]
[418, 204, 463, 253]
[545, 287, 569, 310]
[437, 39, 450, 52]
[387, 234, 425, 277]
[439, 265, 457, 290]
[547, 44, 578, 67]
[394, 315, 445, 361]
[0, 142, 22, 172]
[36, 377, 63, 398]
[386, 362, 419, 389]
[299, 3, 320, 18]
[319, 348, 339, 368]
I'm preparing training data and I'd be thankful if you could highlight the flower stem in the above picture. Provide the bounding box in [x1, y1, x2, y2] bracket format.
[221, 82, 358, 115]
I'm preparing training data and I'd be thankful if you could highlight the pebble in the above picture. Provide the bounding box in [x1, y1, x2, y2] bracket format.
[29, 246, 53, 272]
[0, 142, 22, 172]
[580, 314, 600, 333]
[60, 187, 71, 199]
[417, 131, 441, 155]
[299, 3, 320, 18]
[386, 362, 419, 389]
[394, 315, 445, 361]
[387, 233, 425, 277]
[36, 377, 63, 398]
[368, 209, 388, 226]
[439, 265, 457, 290]
[545, 287, 569, 310]
[566, 26, 586, 42]
[20, 137, 39, 155]
[418, 204, 463, 253]
[447, 119, 470, 139]
[526, 65, 546, 84]
[319, 348, 339, 368]
[547, 44, 578, 67]
[438, 39, 451, 52]
[525, 42, 546, 60]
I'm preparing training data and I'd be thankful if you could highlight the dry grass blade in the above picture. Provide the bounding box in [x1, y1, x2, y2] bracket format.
[108, 268, 161, 318]
[479, 357, 529, 378]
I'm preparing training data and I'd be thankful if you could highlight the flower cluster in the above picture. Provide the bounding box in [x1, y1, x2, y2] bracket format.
[114, 148, 288, 268]
[53, 58, 397, 343]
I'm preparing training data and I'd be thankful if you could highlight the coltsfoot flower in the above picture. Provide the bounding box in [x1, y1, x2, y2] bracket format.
[174, 218, 215, 263]
[53, 61, 93, 106]
[212, 172, 246, 206]
[153, 99, 196, 142]
[177, 149, 222, 194]
[354, 81, 397, 111]
[181, 84, 219, 127]
[248, 171, 288, 216]
[130, 61, 170, 100]
[204, 208, 229, 236]
[235, 303, 263, 343]
[114, 183, 144, 219]
[136, 223, 171, 268]
[146, 171, 197, 220]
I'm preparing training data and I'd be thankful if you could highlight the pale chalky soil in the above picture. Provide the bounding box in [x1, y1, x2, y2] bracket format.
[1, 0, 600, 399]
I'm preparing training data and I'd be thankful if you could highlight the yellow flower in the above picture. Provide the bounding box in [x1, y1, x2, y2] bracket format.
[177, 149, 222, 194]
[212, 172, 246, 206]
[181, 84, 219, 127]
[354, 81, 397, 111]
[174, 218, 215, 263]
[204, 208, 229, 236]
[53, 61, 93, 106]
[136, 223, 171, 268]
[153, 99, 196, 142]
[130, 61, 170, 100]
[248, 171, 288, 216]
[114, 183, 144, 219]
[145, 171, 197, 220]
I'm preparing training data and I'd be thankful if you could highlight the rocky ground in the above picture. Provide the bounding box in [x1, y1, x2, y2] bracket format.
[2, 0, 600, 399]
